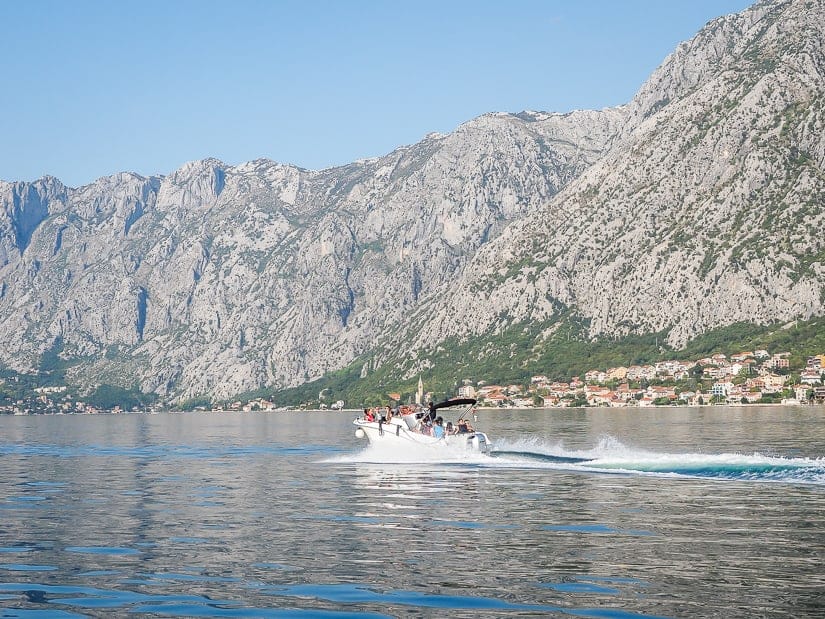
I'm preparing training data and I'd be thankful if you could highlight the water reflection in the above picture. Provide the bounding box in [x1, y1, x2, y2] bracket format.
[0, 409, 823, 617]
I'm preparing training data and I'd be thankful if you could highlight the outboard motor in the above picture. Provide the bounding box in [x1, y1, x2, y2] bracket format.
[469, 433, 489, 453]
[402, 414, 418, 430]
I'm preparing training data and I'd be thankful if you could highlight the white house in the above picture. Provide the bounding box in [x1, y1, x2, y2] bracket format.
[800, 369, 822, 385]
[711, 382, 734, 397]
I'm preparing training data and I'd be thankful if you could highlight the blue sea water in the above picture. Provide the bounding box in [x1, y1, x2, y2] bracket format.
[0, 406, 823, 617]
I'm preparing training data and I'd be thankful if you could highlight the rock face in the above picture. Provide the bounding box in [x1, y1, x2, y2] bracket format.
[0, 112, 619, 399]
[0, 0, 822, 399]
[411, 0, 825, 351]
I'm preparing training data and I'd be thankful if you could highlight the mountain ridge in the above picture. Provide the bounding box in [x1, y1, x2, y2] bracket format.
[0, 108, 622, 399]
[402, 0, 824, 356]
[1, 0, 823, 402]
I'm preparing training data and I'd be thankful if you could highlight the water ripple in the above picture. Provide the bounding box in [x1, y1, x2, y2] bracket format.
[0, 564, 57, 572]
[65, 546, 141, 556]
[0, 583, 390, 618]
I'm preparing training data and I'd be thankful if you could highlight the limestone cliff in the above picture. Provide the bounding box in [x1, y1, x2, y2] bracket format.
[409, 0, 824, 356]
[0, 111, 619, 398]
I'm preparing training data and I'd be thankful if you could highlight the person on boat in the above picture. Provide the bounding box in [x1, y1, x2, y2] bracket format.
[364, 408, 375, 422]
[457, 418, 473, 433]
[445, 421, 455, 435]
[420, 419, 432, 436]
[385, 406, 393, 423]
[427, 401, 436, 422]
[433, 417, 445, 438]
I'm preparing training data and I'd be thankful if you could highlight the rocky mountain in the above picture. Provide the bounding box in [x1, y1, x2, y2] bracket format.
[401, 0, 824, 358]
[0, 110, 622, 399]
[1, 0, 822, 402]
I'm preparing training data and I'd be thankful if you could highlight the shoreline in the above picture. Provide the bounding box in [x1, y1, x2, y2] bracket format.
[4, 402, 824, 417]
[474, 402, 825, 410]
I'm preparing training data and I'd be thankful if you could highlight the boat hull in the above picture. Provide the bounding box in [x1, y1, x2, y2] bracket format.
[353, 418, 491, 454]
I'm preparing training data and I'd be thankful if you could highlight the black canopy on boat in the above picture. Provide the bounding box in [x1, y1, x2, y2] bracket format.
[432, 398, 477, 410]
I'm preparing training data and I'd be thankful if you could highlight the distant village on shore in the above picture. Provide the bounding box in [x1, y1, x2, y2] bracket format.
[234, 348, 825, 412]
[3, 349, 825, 415]
[469, 350, 825, 409]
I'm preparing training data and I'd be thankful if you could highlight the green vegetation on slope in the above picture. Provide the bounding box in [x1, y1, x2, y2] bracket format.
[87, 384, 156, 410]
[13, 316, 825, 411]
[268, 315, 825, 407]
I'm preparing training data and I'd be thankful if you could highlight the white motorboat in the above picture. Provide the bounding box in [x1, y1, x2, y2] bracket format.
[353, 397, 492, 454]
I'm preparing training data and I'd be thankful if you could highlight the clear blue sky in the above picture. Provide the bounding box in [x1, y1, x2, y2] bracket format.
[0, 0, 752, 188]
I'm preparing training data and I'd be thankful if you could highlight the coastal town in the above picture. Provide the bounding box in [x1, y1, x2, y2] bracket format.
[233, 348, 825, 411]
[3, 349, 825, 415]
[465, 350, 825, 408]
[0, 383, 120, 416]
